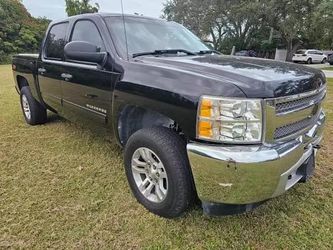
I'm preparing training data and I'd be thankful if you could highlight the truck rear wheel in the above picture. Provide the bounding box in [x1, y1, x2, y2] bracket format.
[124, 127, 195, 218]
[20, 87, 47, 125]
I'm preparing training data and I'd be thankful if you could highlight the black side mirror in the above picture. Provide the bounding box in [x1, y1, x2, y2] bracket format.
[64, 41, 107, 65]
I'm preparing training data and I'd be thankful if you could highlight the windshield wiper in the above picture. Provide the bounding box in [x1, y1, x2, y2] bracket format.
[196, 50, 221, 55]
[132, 49, 196, 58]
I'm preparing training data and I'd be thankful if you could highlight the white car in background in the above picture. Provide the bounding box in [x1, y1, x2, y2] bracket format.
[292, 49, 327, 64]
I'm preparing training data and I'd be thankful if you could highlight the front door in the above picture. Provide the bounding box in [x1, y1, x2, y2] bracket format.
[60, 19, 116, 132]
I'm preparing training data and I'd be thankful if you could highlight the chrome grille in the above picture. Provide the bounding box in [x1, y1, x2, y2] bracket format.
[274, 117, 314, 140]
[275, 90, 325, 114]
[265, 84, 326, 142]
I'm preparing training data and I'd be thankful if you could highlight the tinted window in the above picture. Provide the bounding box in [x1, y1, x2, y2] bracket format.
[71, 20, 105, 51]
[296, 50, 306, 54]
[45, 23, 68, 59]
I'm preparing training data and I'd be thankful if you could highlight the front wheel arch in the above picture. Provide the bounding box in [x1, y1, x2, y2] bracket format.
[117, 105, 185, 146]
[124, 127, 196, 218]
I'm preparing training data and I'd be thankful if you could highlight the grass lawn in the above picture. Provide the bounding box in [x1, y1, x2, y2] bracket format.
[1, 64, 333, 249]
[322, 66, 333, 71]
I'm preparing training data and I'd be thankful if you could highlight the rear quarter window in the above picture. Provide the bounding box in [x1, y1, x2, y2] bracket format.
[296, 50, 306, 54]
[44, 22, 69, 60]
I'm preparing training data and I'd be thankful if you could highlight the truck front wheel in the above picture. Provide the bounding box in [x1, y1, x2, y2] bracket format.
[124, 127, 195, 218]
[20, 87, 47, 125]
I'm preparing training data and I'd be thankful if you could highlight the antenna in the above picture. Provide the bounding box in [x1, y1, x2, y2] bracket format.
[120, 0, 130, 60]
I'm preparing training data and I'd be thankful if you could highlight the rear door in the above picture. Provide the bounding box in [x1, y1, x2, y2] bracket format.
[60, 19, 115, 131]
[37, 22, 69, 113]
[316, 51, 325, 62]
[311, 50, 320, 62]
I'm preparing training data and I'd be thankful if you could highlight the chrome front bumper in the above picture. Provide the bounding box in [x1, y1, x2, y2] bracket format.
[187, 111, 325, 205]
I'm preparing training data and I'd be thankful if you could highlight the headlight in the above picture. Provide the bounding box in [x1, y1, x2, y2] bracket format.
[197, 96, 263, 143]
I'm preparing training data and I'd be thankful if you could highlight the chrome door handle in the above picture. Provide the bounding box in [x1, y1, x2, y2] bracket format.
[61, 73, 73, 81]
[38, 68, 46, 74]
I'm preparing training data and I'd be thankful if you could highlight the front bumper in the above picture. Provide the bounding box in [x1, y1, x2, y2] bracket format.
[187, 111, 325, 205]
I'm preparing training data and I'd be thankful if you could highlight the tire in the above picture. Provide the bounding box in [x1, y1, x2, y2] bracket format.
[330, 62, 333, 66]
[322, 58, 327, 64]
[20, 86, 47, 125]
[124, 127, 195, 218]
[307, 58, 312, 64]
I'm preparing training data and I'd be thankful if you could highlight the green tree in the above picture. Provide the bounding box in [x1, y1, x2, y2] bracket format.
[163, 0, 333, 60]
[0, 0, 50, 64]
[261, 0, 322, 61]
[162, 0, 267, 53]
[65, 0, 100, 17]
[312, 0, 333, 49]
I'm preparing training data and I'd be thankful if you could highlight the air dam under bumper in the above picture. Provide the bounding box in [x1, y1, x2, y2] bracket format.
[187, 111, 325, 211]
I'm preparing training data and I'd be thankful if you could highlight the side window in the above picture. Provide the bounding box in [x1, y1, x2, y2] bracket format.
[71, 20, 105, 51]
[45, 22, 68, 60]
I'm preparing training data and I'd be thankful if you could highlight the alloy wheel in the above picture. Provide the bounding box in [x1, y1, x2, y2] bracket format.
[131, 147, 168, 203]
[22, 95, 31, 120]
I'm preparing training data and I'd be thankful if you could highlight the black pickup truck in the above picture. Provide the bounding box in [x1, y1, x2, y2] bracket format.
[12, 13, 326, 218]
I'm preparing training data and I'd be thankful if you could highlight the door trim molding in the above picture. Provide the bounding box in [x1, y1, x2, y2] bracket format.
[42, 59, 98, 70]
[62, 99, 107, 118]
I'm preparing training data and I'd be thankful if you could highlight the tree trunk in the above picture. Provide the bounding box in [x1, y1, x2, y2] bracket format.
[286, 40, 301, 62]
[286, 40, 294, 62]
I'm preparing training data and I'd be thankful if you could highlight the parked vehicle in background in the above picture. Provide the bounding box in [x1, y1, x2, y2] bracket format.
[12, 13, 326, 218]
[292, 49, 327, 64]
[327, 52, 333, 65]
[235, 50, 257, 57]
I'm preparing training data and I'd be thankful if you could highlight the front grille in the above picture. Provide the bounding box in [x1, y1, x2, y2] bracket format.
[265, 84, 326, 142]
[276, 89, 325, 114]
[274, 117, 314, 140]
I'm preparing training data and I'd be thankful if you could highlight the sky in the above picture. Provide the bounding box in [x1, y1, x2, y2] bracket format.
[22, 0, 167, 21]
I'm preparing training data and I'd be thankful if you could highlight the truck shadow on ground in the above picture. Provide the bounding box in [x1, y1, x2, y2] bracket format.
[47, 112, 66, 124]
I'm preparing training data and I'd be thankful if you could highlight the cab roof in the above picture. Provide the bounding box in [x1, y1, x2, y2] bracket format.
[52, 13, 164, 24]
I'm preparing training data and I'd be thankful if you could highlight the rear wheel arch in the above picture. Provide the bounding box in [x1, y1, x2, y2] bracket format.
[20, 86, 47, 125]
[117, 105, 185, 146]
[17, 75, 29, 90]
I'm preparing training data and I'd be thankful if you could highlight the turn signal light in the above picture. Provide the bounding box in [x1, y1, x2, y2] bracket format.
[199, 99, 212, 118]
[198, 120, 212, 138]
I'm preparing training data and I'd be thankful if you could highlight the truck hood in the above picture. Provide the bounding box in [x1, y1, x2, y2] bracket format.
[138, 55, 325, 98]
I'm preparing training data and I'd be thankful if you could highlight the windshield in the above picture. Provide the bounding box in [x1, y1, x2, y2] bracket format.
[104, 16, 209, 59]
